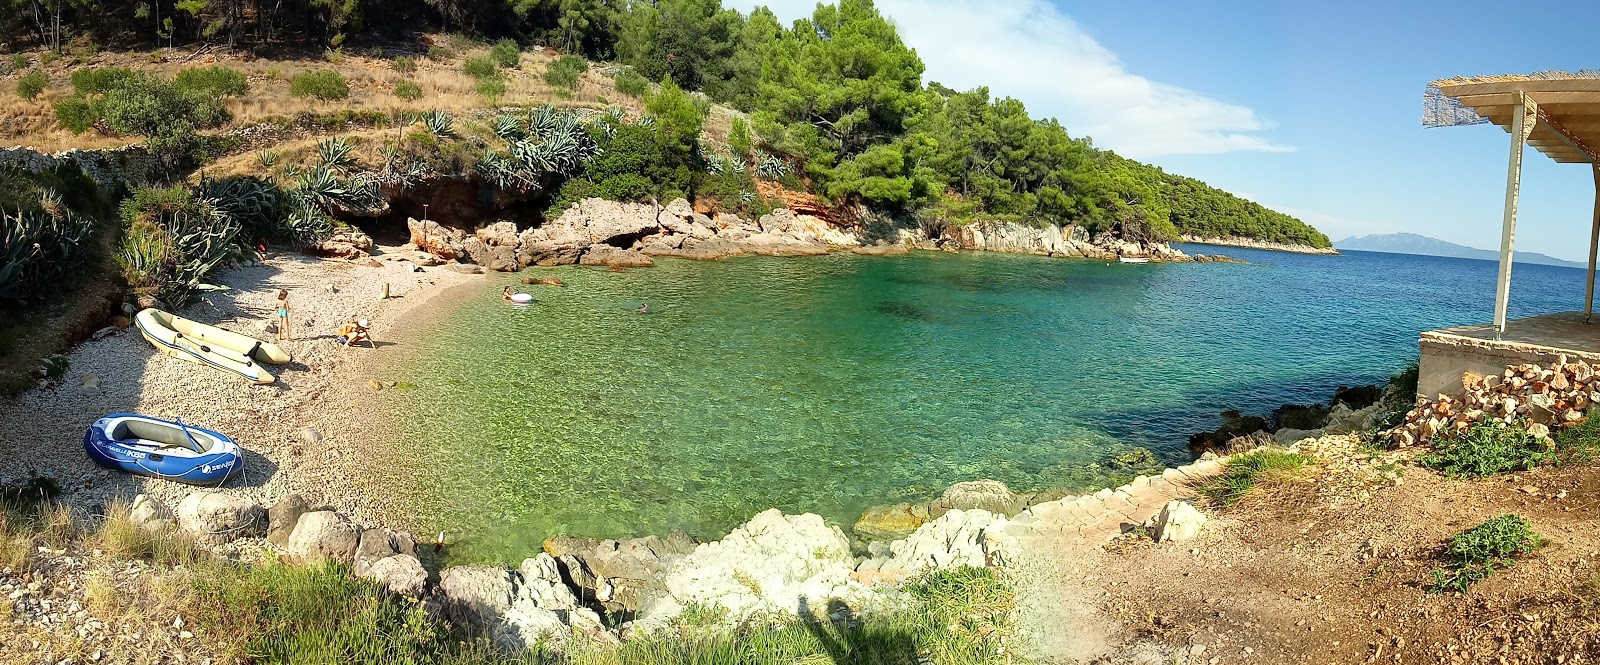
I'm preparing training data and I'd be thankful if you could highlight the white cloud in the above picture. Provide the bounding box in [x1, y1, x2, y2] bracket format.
[727, 0, 1292, 158]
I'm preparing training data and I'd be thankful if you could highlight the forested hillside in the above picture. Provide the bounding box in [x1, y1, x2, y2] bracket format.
[0, 0, 1329, 247]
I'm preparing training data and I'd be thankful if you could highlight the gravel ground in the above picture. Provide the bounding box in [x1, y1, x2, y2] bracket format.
[0, 246, 477, 528]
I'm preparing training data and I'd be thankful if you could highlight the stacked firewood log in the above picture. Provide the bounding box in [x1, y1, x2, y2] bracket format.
[1393, 355, 1593, 447]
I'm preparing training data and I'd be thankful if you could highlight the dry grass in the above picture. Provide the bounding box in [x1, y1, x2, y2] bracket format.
[0, 512, 31, 570]
[0, 37, 661, 153]
[35, 502, 77, 549]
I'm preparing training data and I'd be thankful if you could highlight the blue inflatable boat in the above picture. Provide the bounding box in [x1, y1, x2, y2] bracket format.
[84, 413, 243, 486]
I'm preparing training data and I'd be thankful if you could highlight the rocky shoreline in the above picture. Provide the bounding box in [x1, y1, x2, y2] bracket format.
[1180, 234, 1340, 255]
[388, 197, 1236, 271]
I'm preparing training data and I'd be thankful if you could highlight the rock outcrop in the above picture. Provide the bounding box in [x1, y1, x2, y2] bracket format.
[1152, 500, 1207, 543]
[129, 494, 174, 533]
[284, 510, 361, 565]
[937, 220, 1191, 261]
[176, 491, 265, 544]
[435, 555, 612, 652]
[861, 509, 1011, 581]
[543, 532, 697, 614]
[316, 227, 375, 259]
[266, 493, 310, 547]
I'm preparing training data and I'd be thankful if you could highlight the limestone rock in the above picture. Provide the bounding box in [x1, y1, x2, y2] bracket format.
[129, 494, 173, 532]
[1153, 500, 1206, 543]
[284, 510, 361, 565]
[176, 491, 265, 544]
[266, 493, 310, 547]
[543, 532, 695, 613]
[354, 527, 417, 578]
[363, 553, 428, 597]
[437, 555, 615, 652]
[317, 227, 375, 259]
[408, 218, 466, 260]
[852, 503, 927, 542]
[881, 509, 1009, 575]
[662, 197, 695, 219]
[447, 263, 485, 275]
[933, 480, 1023, 517]
[579, 244, 656, 267]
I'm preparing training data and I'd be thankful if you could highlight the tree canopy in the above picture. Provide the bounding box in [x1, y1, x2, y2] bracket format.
[4, 0, 1329, 247]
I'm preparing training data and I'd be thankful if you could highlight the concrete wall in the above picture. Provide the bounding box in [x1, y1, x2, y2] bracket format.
[1418, 333, 1600, 398]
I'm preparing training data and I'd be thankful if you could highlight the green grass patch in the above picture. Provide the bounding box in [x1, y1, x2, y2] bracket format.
[1429, 514, 1542, 593]
[394, 80, 423, 100]
[174, 65, 250, 98]
[290, 69, 350, 101]
[1553, 409, 1600, 465]
[1420, 418, 1552, 478]
[1197, 448, 1309, 506]
[392, 56, 418, 74]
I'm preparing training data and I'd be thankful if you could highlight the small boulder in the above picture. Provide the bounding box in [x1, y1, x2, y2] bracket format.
[266, 493, 310, 547]
[129, 494, 173, 532]
[447, 263, 485, 275]
[934, 480, 1023, 517]
[1152, 500, 1206, 543]
[176, 491, 265, 544]
[284, 510, 361, 565]
[354, 527, 417, 577]
[363, 554, 428, 597]
[852, 503, 927, 542]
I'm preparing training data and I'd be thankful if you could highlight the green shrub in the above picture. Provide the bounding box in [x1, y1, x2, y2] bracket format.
[1553, 409, 1600, 464]
[543, 54, 587, 90]
[729, 117, 753, 157]
[489, 38, 520, 68]
[426, 44, 453, 60]
[461, 56, 497, 80]
[1429, 514, 1542, 593]
[99, 73, 231, 158]
[1197, 448, 1309, 506]
[392, 80, 422, 100]
[11, 54, 29, 71]
[288, 69, 349, 101]
[69, 66, 137, 95]
[173, 66, 249, 97]
[1420, 418, 1552, 477]
[390, 56, 417, 74]
[53, 95, 98, 133]
[613, 65, 648, 97]
[475, 75, 506, 103]
[17, 70, 47, 100]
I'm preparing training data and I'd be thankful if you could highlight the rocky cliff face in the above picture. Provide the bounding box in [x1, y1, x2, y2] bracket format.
[1180, 234, 1339, 255]
[934, 220, 1192, 261]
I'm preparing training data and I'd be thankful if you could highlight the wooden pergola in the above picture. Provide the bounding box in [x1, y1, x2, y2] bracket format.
[1429, 73, 1600, 336]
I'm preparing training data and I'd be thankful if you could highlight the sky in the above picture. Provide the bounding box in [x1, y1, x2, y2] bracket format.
[725, 0, 1600, 261]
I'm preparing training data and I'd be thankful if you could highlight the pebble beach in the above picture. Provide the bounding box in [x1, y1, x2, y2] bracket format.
[0, 247, 476, 530]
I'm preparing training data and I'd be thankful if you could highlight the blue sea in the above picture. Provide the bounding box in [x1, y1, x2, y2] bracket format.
[386, 245, 1592, 559]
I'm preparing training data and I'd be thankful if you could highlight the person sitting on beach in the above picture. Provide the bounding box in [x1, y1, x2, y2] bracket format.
[337, 319, 372, 348]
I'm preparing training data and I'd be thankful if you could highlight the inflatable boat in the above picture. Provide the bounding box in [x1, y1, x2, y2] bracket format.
[84, 413, 243, 486]
[134, 308, 291, 384]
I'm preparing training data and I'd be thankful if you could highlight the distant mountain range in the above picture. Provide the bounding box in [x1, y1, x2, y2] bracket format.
[1334, 233, 1583, 268]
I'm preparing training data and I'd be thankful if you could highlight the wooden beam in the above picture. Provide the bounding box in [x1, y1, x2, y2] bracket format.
[1437, 79, 1600, 97]
[1589, 163, 1600, 322]
[1495, 93, 1535, 338]
[1535, 112, 1600, 162]
[1454, 91, 1600, 107]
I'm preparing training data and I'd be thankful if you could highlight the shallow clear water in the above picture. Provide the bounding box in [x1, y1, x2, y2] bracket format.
[391, 246, 1589, 560]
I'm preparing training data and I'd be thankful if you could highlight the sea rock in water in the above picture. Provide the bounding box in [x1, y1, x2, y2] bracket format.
[176, 491, 265, 545]
[284, 510, 361, 565]
[852, 503, 928, 542]
[933, 480, 1024, 517]
[1153, 500, 1206, 543]
[364, 553, 428, 597]
[266, 493, 311, 547]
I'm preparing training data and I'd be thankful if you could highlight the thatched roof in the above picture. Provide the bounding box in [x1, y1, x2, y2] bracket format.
[1424, 70, 1600, 164]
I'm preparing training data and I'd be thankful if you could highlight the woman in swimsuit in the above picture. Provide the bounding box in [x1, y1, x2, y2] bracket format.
[275, 290, 292, 341]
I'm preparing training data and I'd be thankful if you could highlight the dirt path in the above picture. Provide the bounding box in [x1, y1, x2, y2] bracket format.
[1016, 434, 1600, 664]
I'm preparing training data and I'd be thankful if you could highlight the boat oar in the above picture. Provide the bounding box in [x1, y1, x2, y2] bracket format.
[176, 417, 204, 453]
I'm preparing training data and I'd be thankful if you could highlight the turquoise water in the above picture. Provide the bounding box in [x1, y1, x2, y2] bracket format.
[391, 246, 1588, 559]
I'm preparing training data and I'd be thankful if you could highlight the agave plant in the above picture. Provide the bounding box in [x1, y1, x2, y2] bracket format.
[493, 114, 525, 142]
[199, 175, 284, 236]
[525, 104, 560, 140]
[293, 165, 351, 209]
[756, 153, 791, 180]
[635, 115, 656, 129]
[318, 136, 355, 169]
[422, 110, 456, 139]
[258, 150, 278, 168]
[1, 206, 93, 302]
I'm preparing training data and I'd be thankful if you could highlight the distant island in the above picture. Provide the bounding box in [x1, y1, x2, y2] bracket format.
[1335, 232, 1582, 268]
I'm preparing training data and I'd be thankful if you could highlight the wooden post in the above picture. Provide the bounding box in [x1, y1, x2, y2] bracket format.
[1494, 93, 1536, 338]
[1588, 162, 1600, 323]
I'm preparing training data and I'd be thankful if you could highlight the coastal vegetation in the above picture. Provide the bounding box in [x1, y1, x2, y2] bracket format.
[1428, 514, 1543, 594]
[1195, 447, 1309, 506]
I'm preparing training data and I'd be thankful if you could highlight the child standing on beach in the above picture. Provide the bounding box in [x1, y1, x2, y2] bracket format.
[275, 290, 292, 341]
